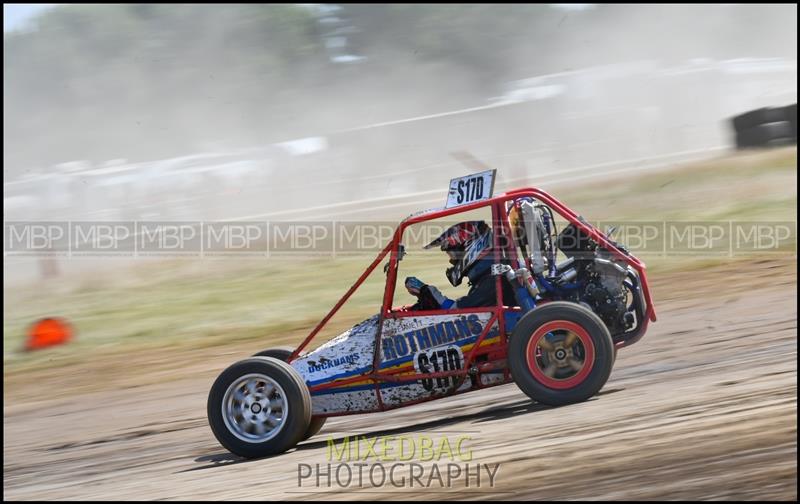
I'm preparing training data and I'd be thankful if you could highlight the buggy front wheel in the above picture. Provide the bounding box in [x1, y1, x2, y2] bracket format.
[251, 346, 327, 440]
[207, 356, 312, 458]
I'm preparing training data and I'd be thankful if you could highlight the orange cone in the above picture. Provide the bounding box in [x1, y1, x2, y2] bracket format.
[25, 317, 73, 351]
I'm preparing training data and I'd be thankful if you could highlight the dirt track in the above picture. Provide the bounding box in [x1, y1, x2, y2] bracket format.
[3, 259, 797, 500]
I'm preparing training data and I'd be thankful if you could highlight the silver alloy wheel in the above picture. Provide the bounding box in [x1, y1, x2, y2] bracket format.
[222, 373, 288, 443]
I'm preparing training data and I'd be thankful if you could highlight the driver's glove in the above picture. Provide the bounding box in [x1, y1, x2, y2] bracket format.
[406, 277, 455, 310]
[422, 285, 454, 309]
[405, 276, 426, 296]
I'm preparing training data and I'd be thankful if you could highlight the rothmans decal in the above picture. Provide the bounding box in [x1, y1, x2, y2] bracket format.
[381, 314, 493, 361]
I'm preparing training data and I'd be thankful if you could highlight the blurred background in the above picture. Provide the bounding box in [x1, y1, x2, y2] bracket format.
[2, 5, 797, 500]
[3, 4, 797, 224]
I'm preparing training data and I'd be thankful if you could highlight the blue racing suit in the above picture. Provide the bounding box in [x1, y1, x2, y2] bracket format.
[407, 258, 519, 310]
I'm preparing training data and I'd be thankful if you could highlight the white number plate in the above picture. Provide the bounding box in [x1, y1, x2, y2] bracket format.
[445, 169, 496, 209]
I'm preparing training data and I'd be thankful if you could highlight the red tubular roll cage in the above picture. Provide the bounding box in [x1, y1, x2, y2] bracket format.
[287, 187, 656, 400]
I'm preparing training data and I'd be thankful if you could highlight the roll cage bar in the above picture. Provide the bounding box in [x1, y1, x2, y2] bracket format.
[288, 187, 657, 388]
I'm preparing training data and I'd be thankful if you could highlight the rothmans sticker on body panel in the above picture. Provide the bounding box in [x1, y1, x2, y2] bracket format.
[445, 169, 497, 209]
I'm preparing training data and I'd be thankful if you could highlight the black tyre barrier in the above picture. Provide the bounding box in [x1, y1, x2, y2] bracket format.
[735, 122, 795, 149]
[732, 107, 787, 132]
[785, 103, 797, 140]
[731, 103, 797, 149]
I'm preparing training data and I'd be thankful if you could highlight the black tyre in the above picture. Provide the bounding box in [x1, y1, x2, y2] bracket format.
[252, 346, 328, 440]
[253, 346, 295, 360]
[207, 357, 311, 458]
[304, 416, 328, 440]
[508, 302, 615, 406]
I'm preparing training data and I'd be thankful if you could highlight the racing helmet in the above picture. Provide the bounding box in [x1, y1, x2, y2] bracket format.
[424, 221, 493, 286]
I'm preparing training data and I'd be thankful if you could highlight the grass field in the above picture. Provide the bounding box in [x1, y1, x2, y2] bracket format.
[3, 147, 796, 376]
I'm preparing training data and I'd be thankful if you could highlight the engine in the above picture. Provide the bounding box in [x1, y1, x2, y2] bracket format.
[509, 199, 642, 337]
[555, 222, 634, 335]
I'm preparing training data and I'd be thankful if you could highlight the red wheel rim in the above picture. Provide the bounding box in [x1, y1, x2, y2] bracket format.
[525, 320, 595, 390]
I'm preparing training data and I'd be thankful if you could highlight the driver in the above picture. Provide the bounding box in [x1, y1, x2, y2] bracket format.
[405, 220, 518, 310]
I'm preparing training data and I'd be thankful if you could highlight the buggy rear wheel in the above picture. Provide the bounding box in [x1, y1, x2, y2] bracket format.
[509, 302, 614, 406]
[253, 346, 295, 359]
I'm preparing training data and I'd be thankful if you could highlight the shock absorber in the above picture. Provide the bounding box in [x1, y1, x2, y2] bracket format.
[492, 264, 539, 312]
[540, 209, 557, 277]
